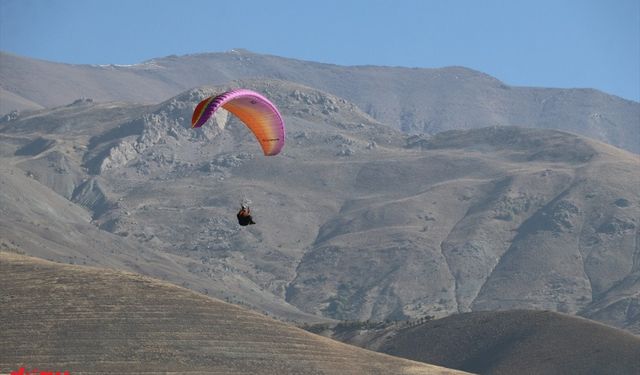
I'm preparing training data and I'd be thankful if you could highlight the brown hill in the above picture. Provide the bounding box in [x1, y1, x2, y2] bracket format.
[0, 251, 469, 375]
[359, 310, 640, 375]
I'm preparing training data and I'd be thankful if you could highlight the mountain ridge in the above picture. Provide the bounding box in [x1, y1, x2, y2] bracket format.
[2, 49, 638, 153]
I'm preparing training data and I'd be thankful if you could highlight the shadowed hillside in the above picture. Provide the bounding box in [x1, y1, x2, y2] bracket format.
[317, 310, 640, 375]
[0, 251, 469, 375]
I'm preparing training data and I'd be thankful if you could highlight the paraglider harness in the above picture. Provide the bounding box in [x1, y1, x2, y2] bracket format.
[237, 204, 256, 226]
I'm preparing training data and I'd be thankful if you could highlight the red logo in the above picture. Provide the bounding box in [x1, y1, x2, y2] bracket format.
[9, 367, 70, 375]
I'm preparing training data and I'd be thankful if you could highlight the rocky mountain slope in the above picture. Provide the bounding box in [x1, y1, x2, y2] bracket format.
[1, 251, 469, 375]
[1, 79, 637, 333]
[2, 50, 638, 153]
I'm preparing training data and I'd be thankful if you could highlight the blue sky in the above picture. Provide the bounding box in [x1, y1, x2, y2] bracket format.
[1, 0, 639, 101]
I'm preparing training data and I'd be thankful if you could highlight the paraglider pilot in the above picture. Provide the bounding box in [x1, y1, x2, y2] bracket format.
[237, 204, 256, 226]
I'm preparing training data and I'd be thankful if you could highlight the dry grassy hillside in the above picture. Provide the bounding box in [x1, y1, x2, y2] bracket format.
[369, 310, 640, 375]
[0, 251, 470, 375]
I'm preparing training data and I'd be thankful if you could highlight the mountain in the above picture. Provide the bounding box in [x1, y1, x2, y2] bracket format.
[312, 310, 640, 375]
[0, 251, 469, 374]
[1, 50, 638, 154]
[1, 79, 638, 334]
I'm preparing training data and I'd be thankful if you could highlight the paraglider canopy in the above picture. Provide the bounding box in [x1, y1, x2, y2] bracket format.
[192, 89, 285, 156]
